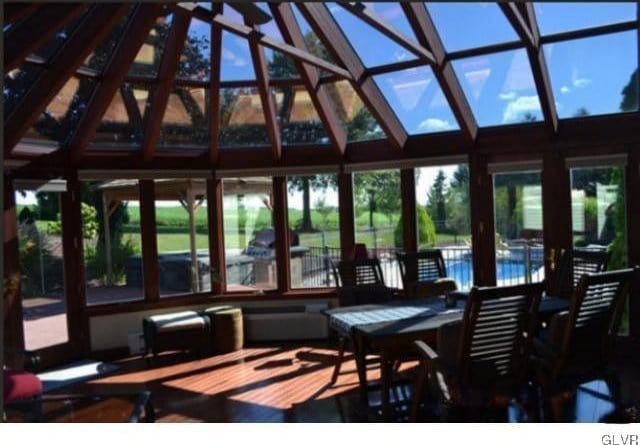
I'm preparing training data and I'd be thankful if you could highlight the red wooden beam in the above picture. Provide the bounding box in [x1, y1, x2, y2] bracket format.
[139, 180, 159, 301]
[69, 4, 163, 163]
[4, 4, 130, 155]
[297, 3, 408, 152]
[4, 2, 41, 25]
[272, 177, 291, 292]
[400, 169, 418, 252]
[338, 172, 356, 260]
[209, 2, 223, 165]
[141, 11, 192, 162]
[469, 153, 496, 286]
[499, 3, 535, 47]
[270, 3, 347, 158]
[626, 145, 640, 338]
[206, 178, 226, 294]
[4, 3, 88, 72]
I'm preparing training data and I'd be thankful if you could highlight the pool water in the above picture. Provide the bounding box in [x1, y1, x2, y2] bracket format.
[446, 259, 545, 289]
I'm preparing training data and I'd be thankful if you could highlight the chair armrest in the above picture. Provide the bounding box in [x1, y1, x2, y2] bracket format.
[530, 337, 558, 373]
[414, 341, 452, 404]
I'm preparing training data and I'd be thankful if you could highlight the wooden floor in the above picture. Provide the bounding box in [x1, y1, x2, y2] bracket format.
[61, 342, 639, 422]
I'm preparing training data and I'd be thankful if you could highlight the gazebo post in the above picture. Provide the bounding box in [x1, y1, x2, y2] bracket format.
[102, 192, 114, 285]
[186, 183, 199, 293]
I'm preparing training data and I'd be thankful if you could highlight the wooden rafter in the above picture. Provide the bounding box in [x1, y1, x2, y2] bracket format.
[402, 3, 478, 143]
[5, 3, 88, 72]
[168, 4, 352, 80]
[69, 4, 163, 162]
[338, 3, 436, 64]
[502, 2, 558, 134]
[120, 85, 144, 133]
[209, 2, 223, 165]
[4, 3, 41, 25]
[141, 11, 192, 162]
[246, 19, 282, 161]
[297, 3, 408, 152]
[270, 3, 346, 157]
[4, 4, 130, 155]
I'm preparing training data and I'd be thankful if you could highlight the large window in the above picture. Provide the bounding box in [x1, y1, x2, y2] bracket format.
[353, 169, 401, 287]
[493, 170, 545, 286]
[154, 180, 211, 297]
[223, 177, 277, 292]
[82, 180, 144, 305]
[14, 186, 69, 351]
[287, 174, 340, 289]
[415, 164, 473, 289]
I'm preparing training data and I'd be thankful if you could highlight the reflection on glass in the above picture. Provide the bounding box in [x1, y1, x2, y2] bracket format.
[373, 66, 459, 134]
[176, 18, 211, 81]
[83, 180, 144, 305]
[292, 4, 337, 69]
[91, 83, 149, 146]
[353, 169, 402, 285]
[493, 171, 545, 285]
[3, 64, 43, 117]
[30, 11, 87, 62]
[325, 80, 384, 142]
[223, 177, 276, 291]
[453, 49, 542, 126]
[327, 2, 417, 68]
[426, 2, 519, 52]
[544, 31, 638, 118]
[287, 174, 340, 288]
[154, 179, 211, 297]
[81, 6, 133, 72]
[159, 87, 209, 148]
[534, 2, 636, 36]
[273, 86, 329, 144]
[14, 189, 69, 350]
[127, 14, 173, 78]
[363, 2, 417, 40]
[415, 165, 473, 289]
[219, 87, 270, 147]
[220, 30, 256, 81]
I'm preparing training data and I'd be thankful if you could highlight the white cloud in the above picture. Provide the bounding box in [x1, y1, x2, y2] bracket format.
[502, 95, 542, 123]
[498, 91, 517, 101]
[572, 77, 592, 88]
[560, 86, 571, 94]
[221, 48, 248, 67]
[418, 118, 454, 132]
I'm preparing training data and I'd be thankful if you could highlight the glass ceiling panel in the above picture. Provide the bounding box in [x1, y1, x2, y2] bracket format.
[220, 30, 256, 81]
[219, 87, 270, 148]
[90, 83, 149, 145]
[325, 80, 384, 142]
[534, 2, 637, 36]
[425, 2, 519, 53]
[292, 4, 337, 67]
[327, 2, 417, 68]
[373, 66, 459, 134]
[30, 10, 87, 62]
[127, 13, 173, 78]
[543, 31, 638, 118]
[453, 49, 542, 127]
[3, 64, 43, 117]
[159, 87, 209, 148]
[81, 6, 134, 72]
[177, 18, 211, 81]
[273, 86, 330, 145]
[24, 77, 97, 144]
[363, 2, 417, 41]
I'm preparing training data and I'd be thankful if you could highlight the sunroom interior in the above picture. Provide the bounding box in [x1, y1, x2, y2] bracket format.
[2, 2, 640, 423]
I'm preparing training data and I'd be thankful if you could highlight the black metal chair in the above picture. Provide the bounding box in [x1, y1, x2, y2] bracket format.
[396, 250, 458, 298]
[412, 282, 544, 421]
[532, 268, 635, 421]
[550, 248, 611, 299]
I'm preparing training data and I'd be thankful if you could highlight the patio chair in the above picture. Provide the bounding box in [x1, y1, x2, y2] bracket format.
[550, 248, 610, 299]
[411, 282, 544, 421]
[532, 268, 635, 421]
[396, 250, 458, 299]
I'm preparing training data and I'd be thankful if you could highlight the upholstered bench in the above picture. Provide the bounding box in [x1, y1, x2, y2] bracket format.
[142, 311, 210, 361]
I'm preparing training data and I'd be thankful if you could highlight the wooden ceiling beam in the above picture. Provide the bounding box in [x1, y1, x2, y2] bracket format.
[246, 20, 282, 161]
[209, 2, 223, 166]
[402, 3, 477, 143]
[141, 11, 192, 162]
[69, 4, 163, 163]
[338, 3, 436, 64]
[297, 2, 407, 152]
[4, 4, 130, 155]
[499, 2, 536, 48]
[270, 3, 347, 157]
[4, 3, 42, 25]
[5, 3, 88, 72]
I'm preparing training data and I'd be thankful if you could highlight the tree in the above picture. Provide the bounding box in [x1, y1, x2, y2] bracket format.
[287, 175, 337, 232]
[353, 170, 401, 230]
[394, 205, 436, 248]
[445, 165, 471, 237]
[426, 169, 447, 231]
[619, 69, 638, 112]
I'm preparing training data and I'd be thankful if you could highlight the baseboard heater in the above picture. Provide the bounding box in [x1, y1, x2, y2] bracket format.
[242, 303, 329, 342]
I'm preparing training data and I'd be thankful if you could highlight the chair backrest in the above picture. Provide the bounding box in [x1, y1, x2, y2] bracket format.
[552, 248, 610, 298]
[555, 268, 634, 374]
[457, 282, 544, 387]
[396, 250, 447, 289]
[336, 258, 385, 287]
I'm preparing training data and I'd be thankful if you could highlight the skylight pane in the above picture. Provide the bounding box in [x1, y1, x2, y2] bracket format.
[90, 83, 149, 146]
[453, 49, 542, 127]
[543, 31, 638, 118]
[220, 30, 256, 81]
[127, 13, 173, 78]
[273, 86, 330, 145]
[159, 87, 209, 148]
[425, 2, 519, 52]
[363, 2, 417, 41]
[534, 2, 636, 36]
[292, 4, 337, 67]
[30, 10, 87, 62]
[177, 18, 211, 81]
[327, 3, 417, 68]
[219, 87, 270, 147]
[325, 80, 384, 142]
[373, 66, 459, 134]
[81, 6, 134, 72]
[4, 64, 43, 117]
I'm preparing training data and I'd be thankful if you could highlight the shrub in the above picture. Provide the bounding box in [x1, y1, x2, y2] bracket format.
[394, 206, 436, 248]
[46, 202, 99, 239]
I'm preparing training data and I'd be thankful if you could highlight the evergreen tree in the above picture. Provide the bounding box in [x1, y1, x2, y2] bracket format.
[426, 169, 447, 231]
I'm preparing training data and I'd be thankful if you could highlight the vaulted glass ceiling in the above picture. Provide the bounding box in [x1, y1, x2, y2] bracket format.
[4, 2, 639, 157]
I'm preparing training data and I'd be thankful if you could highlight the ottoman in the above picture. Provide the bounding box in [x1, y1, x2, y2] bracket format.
[209, 308, 244, 353]
[142, 311, 210, 361]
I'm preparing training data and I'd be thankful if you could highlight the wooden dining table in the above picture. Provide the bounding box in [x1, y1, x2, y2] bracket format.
[325, 293, 569, 420]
